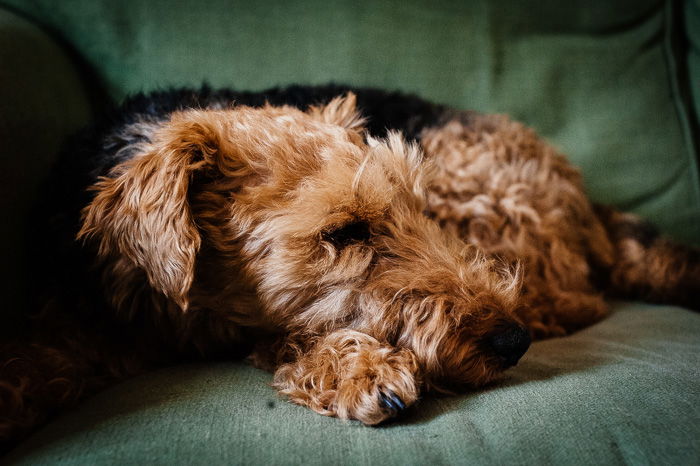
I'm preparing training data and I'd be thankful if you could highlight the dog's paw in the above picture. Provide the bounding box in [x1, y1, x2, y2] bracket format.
[273, 330, 420, 425]
[333, 346, 419, 425]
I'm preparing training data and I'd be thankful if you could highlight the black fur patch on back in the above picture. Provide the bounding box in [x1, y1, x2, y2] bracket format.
[58, 84, 451, 189]
[114, 84, 451, 141]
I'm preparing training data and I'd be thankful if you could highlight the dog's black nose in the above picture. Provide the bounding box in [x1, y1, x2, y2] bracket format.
[489, 324, 531, 367]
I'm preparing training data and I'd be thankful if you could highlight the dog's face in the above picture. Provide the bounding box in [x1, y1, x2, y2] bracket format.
[79, 94, 529, 390]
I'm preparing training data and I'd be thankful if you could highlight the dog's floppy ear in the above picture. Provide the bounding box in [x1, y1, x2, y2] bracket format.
[308, 92, 365, 132]
[78, 110, 242, 311]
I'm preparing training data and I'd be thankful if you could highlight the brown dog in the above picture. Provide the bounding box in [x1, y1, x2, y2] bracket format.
[1, 86, 697, 449]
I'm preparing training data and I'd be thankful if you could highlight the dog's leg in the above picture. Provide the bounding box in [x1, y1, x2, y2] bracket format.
[271, 330, 420, 425]
[0, 331, 153, 453]
[0, 341, 93, 451]
[594, 205, 700, 310]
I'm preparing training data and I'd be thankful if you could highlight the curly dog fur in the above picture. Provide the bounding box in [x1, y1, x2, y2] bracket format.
[1, 85, 698, 451]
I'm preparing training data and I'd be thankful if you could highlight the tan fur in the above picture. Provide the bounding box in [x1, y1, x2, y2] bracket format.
[2, 94, 697, 447]
[75, 96, 524, 425]
[422, 115, 614, 337]
[273, 330, 420, 425]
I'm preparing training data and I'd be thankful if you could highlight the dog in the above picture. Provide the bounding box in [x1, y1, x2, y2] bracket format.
[1, 85, 698, 450]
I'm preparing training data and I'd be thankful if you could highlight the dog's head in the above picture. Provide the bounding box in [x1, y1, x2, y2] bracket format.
[79, 93, 529, 389]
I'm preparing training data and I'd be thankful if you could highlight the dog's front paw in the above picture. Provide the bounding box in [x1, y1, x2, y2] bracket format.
[273, 330, 420, 425]
[333, 346, 419, 425]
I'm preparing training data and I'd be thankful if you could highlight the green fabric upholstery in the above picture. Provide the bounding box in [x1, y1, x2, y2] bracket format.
[0, 8, 91, 336]
[0, 1, 699, 464]
[2, 0, 700, 244]
[5, 303, 699, 465]
[687, 0, 700, 133]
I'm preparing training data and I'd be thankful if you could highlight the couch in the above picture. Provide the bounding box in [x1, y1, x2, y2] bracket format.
[0, 0, 698, 464]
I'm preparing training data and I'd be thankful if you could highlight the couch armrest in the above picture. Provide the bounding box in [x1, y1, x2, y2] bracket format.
[686, 0, 700, 129]
[0, 7, 91, 336]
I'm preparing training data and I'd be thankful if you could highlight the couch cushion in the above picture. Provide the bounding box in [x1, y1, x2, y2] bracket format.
[686, 0, 700, 132]
[1, 0, 699, 244]
[5, 302, 699, 465]
[0, 8, 91, 335]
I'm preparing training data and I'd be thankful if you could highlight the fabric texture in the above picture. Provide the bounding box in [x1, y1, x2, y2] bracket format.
[0, 1, 698, 464]
[687, 0, 700, 125]
[5, 303, 699, 465]
[0, 8, 91, 335]
[1, 0, 699, 244]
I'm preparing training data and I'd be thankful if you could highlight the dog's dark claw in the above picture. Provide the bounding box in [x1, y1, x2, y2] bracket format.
[380, 392, 398, 411]
[391, 393, 406, 411]
[379, 389, 406, 413]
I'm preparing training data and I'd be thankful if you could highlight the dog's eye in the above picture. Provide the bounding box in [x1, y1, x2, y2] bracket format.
[323, 221, 372, 248]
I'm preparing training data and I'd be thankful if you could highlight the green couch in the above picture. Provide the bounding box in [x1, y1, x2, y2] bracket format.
[1, 1, 699, 464]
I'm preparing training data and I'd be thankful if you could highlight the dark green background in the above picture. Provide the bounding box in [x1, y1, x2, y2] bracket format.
[0, 1, 699, 464]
